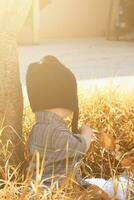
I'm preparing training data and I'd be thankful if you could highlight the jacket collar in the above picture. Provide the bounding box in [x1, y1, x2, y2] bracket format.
[35, 111, 66, 126]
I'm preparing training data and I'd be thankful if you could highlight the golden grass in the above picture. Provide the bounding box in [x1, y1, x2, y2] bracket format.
[1, 82, 134, 199]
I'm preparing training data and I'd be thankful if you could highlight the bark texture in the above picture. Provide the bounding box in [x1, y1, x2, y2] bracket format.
[0, 0, 32, 165]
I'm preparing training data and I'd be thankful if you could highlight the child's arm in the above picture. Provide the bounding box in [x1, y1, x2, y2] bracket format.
[54, 126, 93, 158]
[79, 125, 93, 152]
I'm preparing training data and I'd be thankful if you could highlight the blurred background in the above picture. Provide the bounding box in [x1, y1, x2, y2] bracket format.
[18, 0, 134, 86]
[18, 0, 112, 43]
[18, 0, 134, 43]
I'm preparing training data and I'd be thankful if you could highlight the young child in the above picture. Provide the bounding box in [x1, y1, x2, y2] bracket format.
[26, 56, 111, 199]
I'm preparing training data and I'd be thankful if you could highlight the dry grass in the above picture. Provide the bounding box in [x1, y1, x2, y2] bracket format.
[1, 82, 134, 199]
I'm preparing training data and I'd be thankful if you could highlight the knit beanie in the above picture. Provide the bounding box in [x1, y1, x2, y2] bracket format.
[26, 55, 79, 133]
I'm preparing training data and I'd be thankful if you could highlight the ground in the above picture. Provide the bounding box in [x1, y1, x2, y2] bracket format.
[19, 37, 134, 86]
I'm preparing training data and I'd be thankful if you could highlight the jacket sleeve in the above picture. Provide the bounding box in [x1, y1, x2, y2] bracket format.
[54, 128, 87, 159]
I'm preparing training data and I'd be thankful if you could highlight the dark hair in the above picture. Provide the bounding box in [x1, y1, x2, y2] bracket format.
[26, 55, 79, 133]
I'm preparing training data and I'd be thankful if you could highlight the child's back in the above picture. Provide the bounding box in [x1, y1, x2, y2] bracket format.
[26, 56, 88, 185]
[28, 111, 86, 185]
[26, 56, 111, 200]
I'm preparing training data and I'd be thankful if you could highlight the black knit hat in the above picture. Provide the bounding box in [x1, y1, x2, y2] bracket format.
[26, 55, 79, 133]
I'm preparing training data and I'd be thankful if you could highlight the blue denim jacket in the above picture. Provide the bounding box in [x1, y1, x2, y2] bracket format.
[28, 111, 86, 186]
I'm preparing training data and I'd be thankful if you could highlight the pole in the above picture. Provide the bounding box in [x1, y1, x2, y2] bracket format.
[33, 0, 40, 44]
[106, 0, 114, 40]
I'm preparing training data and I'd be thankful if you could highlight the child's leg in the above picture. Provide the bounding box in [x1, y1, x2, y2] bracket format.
[79, 183, 112, 200]
[83, 175, 132, 200]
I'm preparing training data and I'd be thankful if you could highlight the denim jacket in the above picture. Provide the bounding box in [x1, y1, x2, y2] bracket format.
[28, 111, 86, 185]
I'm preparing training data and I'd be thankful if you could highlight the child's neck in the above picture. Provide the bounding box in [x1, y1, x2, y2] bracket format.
[45, 108, 72, 119]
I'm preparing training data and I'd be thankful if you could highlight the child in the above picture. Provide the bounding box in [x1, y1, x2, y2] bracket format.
[26, 56, 111, 199]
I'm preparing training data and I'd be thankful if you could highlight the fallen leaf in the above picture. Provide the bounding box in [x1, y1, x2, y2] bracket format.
[121, 156, 134, 170]
[99, 132, 116, 152]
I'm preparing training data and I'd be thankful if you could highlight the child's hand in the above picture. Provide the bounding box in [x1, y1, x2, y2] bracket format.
[79, 125, 94, 151]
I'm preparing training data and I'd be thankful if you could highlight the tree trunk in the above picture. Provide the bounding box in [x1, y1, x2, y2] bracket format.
[0, 31, 24, 165]
[106, 0, 120, 40]
[0, 0, 32, 166]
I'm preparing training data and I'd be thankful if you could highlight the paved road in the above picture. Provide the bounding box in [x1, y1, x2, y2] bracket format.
[19, 38, 134, 85]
